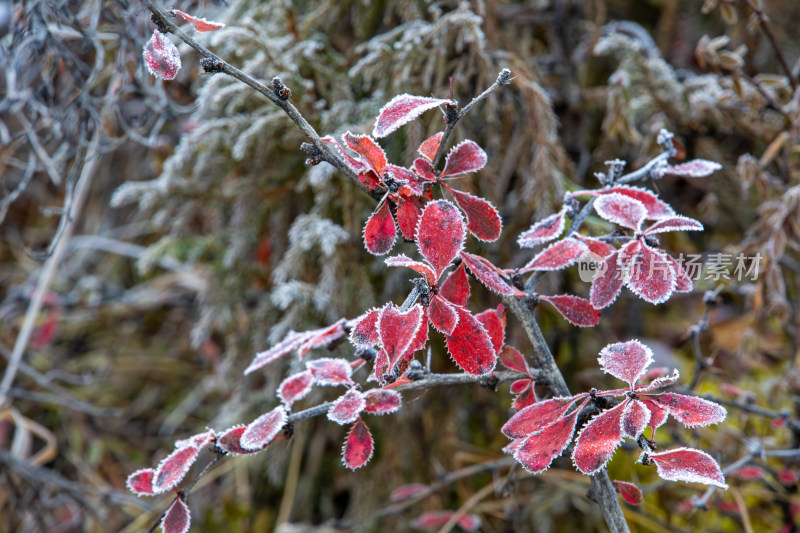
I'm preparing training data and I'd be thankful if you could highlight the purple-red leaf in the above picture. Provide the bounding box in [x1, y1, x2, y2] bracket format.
[510, 379, 531, 395]
[349, 308, 381, 348]
[416, 200, 465, 278]
[174, 430, 215, 450]
[445, 186, 502, 241]
[648, 447, 728, 488]
[574, 234, 616, 258]
[572, 401, 626, 475]
[445, 307, 496, 375]
[499, 345, 531, 375]
[440, 140, 488, 178]
[321, 136, 365, 174]
[418, 132, 444, 161]
[127, 468, 156, 496]
[427, 294, 459, 335]
[589, 250, 626, 309]
[460, 252, 518, 296]
[621, 399, 651, 439]
[668, 256, 693, 293]
[143, 30, 181, 80]
[385, 254, 437, 286]
[626, 243, 676, 304]
[364, 201, 397, 255]
[216, 425, 260, 456]
[594, 192, 648, 231]
[363, 389, 402, 415]
[387, 164, 425, 197]
[640, 397, 670, 432]
[438, 262, 470, 306]
[638, 368, 680, 392]
[517, 208, 568, 248]
[475, 305, 506, 354]
[342, 132, 387, 176]
[373, 95, 450, 138]
[615, 480, 644, 505]
[513, 383, 537, 411]
[278, 370, 314, 407]
[396, 198, 424, 240]
[328, 389, 367, 425]
[413, 158, 437, 181]
[242, 406, 288, 450]
[162, 497, 191, 533]
[643, 215, 704, 235]
[502, 397, 580, 438]
[598, 340, 654, 388]
[246, 325, 342, 375]
[540, 294, 601, 327]
[153, 446, 200, 493]
[307, 358, 354, 387]
[661, 159, 722, 178]
[390, 483, 430, 502]
[379, 304, 424, 370]
[521, 237, 588, 272]
[647, 393, 727, 427]
[573, 186, 675, 219]
[410, 511, 481, 531]
[172, 9, 225, 31]
[342, 417, 374, 470]
[513, 404, 583, 473]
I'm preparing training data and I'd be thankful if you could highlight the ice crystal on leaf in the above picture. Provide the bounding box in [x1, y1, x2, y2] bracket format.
[143, 30, 182, 81]
[241, 406, 288, 450]
[307, 358, 354, 387]
[245, 321, 346, 374]
[126, 468, 156, 496]
[659, 159, 722, 178]
[278, 370, 314, 408]
[372, 95, 450, 138]
[444, 186, 502, 241]
[521, 237, 588, 272]
[518, 208, 568, 248]
[439, 140, 488, 178]
[328, 389, 367, 425]
[647, 448, 728, 489]
[363, 389, 402, 414]
[363, 201, 397, 255]
[153, 446, 200, 493]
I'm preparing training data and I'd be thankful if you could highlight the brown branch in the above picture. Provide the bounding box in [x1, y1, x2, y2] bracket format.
[744, 0, 798, 92]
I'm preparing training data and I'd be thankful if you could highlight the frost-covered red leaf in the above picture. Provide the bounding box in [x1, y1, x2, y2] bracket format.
[540, 295, 601, 327]
[499, 345, 530, 375]
[643, 216, 704, 235]
[445, 186, 502, 241]
[413, 158, 437, 181]
[572, 401, 626, 474]
[143, 30, 181, 80]
[574, 186, 675, 219]
[242, 406, 288, 450]
[364, 201, 397, 255]
[514, 405, 583, 473]
[621, 399, 651, 439]
[648, 393, 727, 427]
[363, 389, 402, 415]
[439, 140, 488, 178]
[438, 262, 470, 306]
[502, 397, 579, 439]
[246, 323, 345, 375]
[416, 200, 465, 278]
[174, 430, 215, 450]
[373, 95, 450, 138]
[427, 294, 459, 335]
[349, 309, 381, 348]
[162, 497, 191, 533]
[730, 465, 764, 480]
[626, 244, 676, 304]
[387, 164, 425, 197]
[521, 237, 587, 272]
[328, 389, 367, 425]
[589, 250, 625, 309]
[278, 370, 314, 407]
[517, 208, 568, 248]
[216, 425, 260, 456]
[342, 132, 387, 176]
[594, 193, 647, 230]
[475, 305, 506, 354]
[307, 358, 354, 387]
[648, 448, 728, 488]
[379, 304, 424, 369]
[513, 383, 537, 411]
[418, 131, 443, 161]
[321, 136, 365, 174]
[153, 446, 200, 493]
[390, 483, 430, 502]
[127, 468, 156, 496]
[342, 417, 374, 470]
[460, 252, 518, 296]
[385, 254, 437, 286]
[574, 234, 616, 258]
[661, 159, 722, 178]
[396, 198, 424, 240]
[445, 306, 496, 375]
[510, 379, 531, 395]
[640, 398, 670, 432]
[598, 340, 654, 387]
[615, 481, 644, 505]
[172, 9, 225, 31]
[410, 510, 481, 531]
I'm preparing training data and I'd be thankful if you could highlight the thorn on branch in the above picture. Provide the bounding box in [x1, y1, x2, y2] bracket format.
[200, 57, 225, 74]
[271, 77, 292, 100]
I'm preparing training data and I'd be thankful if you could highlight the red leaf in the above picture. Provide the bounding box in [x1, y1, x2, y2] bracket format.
[730, 465, 765, 480]
[342, 418, 374, 469]
[410, 511, 454, 530]
[647, 393, 727, 427]
[127, 468, 156, 496]
[413, 158, 437, 181]
[661, 159, 722, 178]
[445, 307, 496, 375]
[521, 237, 588, 272]
[574, 234, 616, 258]
[517, 208, 568, 248]
[438, 262, 470, 306]
[242, 406, 288, 450]
[457, 514, 482, 532]
[373, 95, 450, 138]
[349, 308, 381, 348]
[440, 140, 487, 178]
[510, 379, 531, 395]
[621, 399, 652, 439]
[162, 498, 191, 533]
[540, 294, 601, 327]
[278, 370, 314, 407]
[321, 136, 366, 174]
[572, 401, 627, 474]
[502, 397, 580, 438]
[416, 200, 465, 278]
[475, 305, 506, 354]
[153, 446, 200, 493]
[390, 483, 429, 501]
[396, 198, 424, 240]
[418, 131, 443, 161]
[387, 164, 425, 197]
[342, 132, 387, 177]
[174, 430, 215, 450]
[626, 243, 677, 304]
[648, 447, 728, 488]
[640, 397, 670, 432]
[499, 345, 531, 375]
[216, 425, 260, 456]
[427, 294, 459, 335]
[590, 250, 625, 309]
[594, 192, 647, 231]
[643, 216, 704, 235]
[172, 9, 225, 31]
[514, 403, 584, 473]
[636, 368, 681, 393]
[384, 254, 437, 286]
[379, 304, 425, 370]
[364, 201, 397, 255]
[445, 186, 502, 241]
[598, 340, 654, 388]
[306, 358, 354, 387]
[460, 252, 518, 296]
[245, 331, 311, 374]
[143, 30, 181, 80]
[513, 384, 537, 411]
[615, 480, 644, 505]
[363, 389, 402, 415]
[328, 389, 367, 425]
[574, 186, 675, 219]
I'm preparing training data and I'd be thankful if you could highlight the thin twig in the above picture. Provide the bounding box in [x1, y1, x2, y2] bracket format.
[744, 0, 798, 92]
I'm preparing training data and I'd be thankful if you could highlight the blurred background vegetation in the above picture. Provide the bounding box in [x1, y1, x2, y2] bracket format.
[1, 0, 799, 531]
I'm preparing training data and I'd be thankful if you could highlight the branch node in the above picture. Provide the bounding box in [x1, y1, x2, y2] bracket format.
[150, 12, 171, 34]
[271, 77, 292, 100]
[200, 57, 225, 74]
[497, 68, 513, 85]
